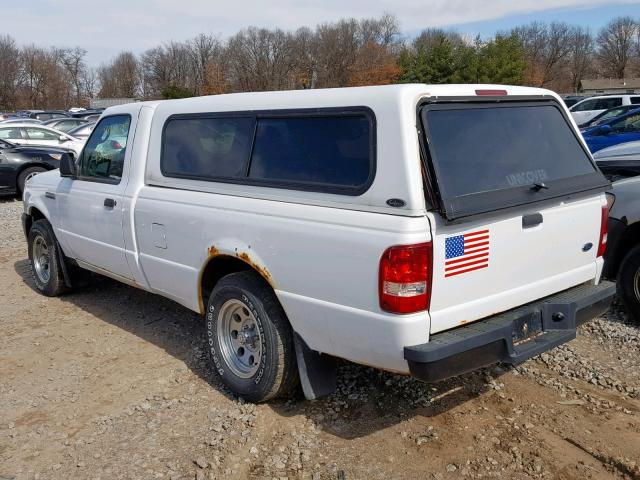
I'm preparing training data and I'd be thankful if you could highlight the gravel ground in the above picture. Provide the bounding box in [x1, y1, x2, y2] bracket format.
[0, 197, 639, 480]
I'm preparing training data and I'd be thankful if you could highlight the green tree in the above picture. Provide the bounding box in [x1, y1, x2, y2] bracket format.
[398, 29, 524, 85]
[477, 33, 525, 85]
[161, 84, 194, 99]
[398, 30, 477, 84]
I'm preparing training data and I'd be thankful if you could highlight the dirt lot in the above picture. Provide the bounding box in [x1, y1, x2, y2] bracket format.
[0, 197, 639, 480]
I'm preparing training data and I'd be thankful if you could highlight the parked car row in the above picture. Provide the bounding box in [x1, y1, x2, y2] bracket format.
[0, 123, 84, 154]
[0, 139, 74, 195]
[0, 107, 99, 195]
[569, 94, 640, 125]
[1, 108, 104, 123]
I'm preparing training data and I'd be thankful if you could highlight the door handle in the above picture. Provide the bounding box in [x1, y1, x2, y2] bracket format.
[522, 212, 543, 228]
[45, 192, 56, 200]
[104, 198, 117, 208]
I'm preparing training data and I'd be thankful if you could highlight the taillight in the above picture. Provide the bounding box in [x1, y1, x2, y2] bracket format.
[379, 242, 432, 314]
[597, 195, 614, 257]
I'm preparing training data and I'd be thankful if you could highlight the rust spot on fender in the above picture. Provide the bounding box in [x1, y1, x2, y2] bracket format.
[198, 247, 275, 315]
[235, 251, 273, 286]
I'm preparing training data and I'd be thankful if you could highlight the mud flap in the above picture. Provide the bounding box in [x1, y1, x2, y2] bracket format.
[52, 235, 90, 289]
[293, 332, 337, 400]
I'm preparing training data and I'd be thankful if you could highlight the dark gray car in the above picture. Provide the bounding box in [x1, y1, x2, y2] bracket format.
[596, 145, 640, 323]
[43, 118, 88, 133]
[67, 121, 96, 140]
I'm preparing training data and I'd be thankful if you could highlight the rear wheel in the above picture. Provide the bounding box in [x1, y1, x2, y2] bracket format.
[617, 244, 640, 323]
[27, 219, 67, 297]
[17, 166, 46, 194]
[205, 272, 298, 402]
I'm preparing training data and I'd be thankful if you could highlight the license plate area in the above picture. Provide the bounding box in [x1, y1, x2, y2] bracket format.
[512, 311, 543, 345]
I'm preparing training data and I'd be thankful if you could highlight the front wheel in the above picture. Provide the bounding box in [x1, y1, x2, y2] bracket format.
[617, 244, 640, 323]
[27, 219, 67, 297]
[205, 272, 298, 402]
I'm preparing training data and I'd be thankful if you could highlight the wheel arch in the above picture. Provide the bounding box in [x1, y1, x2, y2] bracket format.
[23, 205, 48, 236]
[198, 251, 275, 315]
[608, 220, 640, 278]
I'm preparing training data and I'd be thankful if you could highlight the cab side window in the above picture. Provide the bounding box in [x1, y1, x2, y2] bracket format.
[78, 115, 131, 183]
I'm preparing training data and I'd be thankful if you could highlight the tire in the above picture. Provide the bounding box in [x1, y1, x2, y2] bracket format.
[27, 219, 67, 297]
[617, 243, 640, 323]
[17, 166, 47, 195]
[205, 271, 298, 402]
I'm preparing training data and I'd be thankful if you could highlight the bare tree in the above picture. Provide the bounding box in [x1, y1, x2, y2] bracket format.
[596, 16, 638, 78]
[140, 41, 195, 98]
[312, 19, 360, 88]
[513, 21, 572, 87]
[188, 33, 224, 94]
[226, 27, 296, 91]
[359, 13, 401, 49]
[19, 46, 53, 108]
[567, 26, 594, 93]
[82, 67, 98, 100]
[98, 51, 140, 98]
[61, 47, 87, 105]
[0, 35, 21, 109]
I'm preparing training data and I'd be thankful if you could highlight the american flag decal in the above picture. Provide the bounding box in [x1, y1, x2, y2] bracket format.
[444, 230, 490, 278]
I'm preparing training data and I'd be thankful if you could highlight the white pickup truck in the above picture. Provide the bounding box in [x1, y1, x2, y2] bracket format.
[22, 84, 616, 402]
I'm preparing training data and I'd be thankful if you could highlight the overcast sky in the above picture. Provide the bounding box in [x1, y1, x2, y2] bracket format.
[4, 0, 640, 65]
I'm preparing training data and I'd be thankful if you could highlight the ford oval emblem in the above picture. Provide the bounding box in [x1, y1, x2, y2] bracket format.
[386, 198, 406, 208]
[582, 242, 593, 252]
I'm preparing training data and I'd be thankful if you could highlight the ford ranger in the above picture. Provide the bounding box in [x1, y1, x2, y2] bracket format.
[21, 84, 616, 402]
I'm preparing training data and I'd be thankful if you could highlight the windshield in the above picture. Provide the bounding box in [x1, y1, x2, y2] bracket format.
[421, 101, 608, 221]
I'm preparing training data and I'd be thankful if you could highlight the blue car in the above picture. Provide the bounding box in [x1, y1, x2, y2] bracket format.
[582, 108, 640, 153]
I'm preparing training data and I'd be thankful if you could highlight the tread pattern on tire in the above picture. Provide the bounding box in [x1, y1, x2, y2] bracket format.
[207, 271, 298, 402]
[616, 243, 640, 323]
[28, 219, 67, 297]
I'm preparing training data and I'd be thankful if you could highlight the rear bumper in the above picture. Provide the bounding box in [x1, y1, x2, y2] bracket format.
[404, 281, 615, 383]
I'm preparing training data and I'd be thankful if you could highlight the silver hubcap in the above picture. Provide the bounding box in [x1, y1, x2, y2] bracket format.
[25, 170, 41, 183]
[217, 299, 262, 378]
[634, 268, 640, 302]
[32, 235, 51, 284]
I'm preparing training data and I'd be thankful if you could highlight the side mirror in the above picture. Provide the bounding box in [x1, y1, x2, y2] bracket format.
[59, 153, 76, 178]
[597, 125, 612, 136]
[59, 134, 68, 142]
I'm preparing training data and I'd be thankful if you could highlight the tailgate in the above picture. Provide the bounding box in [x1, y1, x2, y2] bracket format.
[419, 97, 610, 334]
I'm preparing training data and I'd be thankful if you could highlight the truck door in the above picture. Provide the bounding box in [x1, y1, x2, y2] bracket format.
[56, 114, 135, 280]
